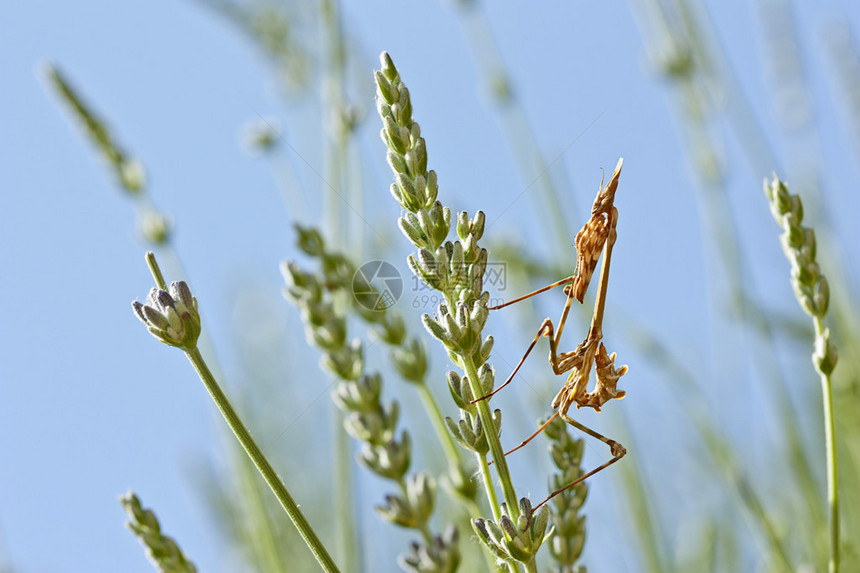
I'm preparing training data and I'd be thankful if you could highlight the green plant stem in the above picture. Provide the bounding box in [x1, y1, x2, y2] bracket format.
[621, 309, 795, 571]
[183, 347, 340, 573]
[692, 415, 792, 573]
[416, 383, 464, 471]
[815, 317, 840, 573]
[222, 447, 289, 573]
[415, 381, 488, 515]
[734, 473, 793, 573]
[320, 0, 346, 250]
[629, 1, 826, 552]
[332, 411, 354, 570]
[146, 251, 168, 290]
[330, 299, 358, 573]
[146, 250, 227, 385]
[269, 149, 310, 223]
[615, 416, 671, 573]
[704, 173, 824, 533]
[642, 5, 828, 536]
[459, 352, 518, 515]
[440, 285, 534, 571]
[415, 381, 494, 555]
[330, 304, 358, 569]
[477, 456, 501, 523]
[462, 345, 536, 573]
[437, 286, 519, 519]
[234, 452, 287, 572]
[331, 291, 360, 571]
[318, 5, 359, 562]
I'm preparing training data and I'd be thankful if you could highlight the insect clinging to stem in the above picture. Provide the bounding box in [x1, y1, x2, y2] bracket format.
[475, 157, 629, 514]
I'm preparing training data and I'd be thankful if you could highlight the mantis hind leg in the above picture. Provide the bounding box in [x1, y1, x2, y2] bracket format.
[530, 412, 626, 514]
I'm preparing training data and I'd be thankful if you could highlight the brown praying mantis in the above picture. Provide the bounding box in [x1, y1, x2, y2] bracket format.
[475, 157, 628, 513]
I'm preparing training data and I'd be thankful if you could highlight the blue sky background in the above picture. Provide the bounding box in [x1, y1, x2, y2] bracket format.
[1, 1, 859, 571]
